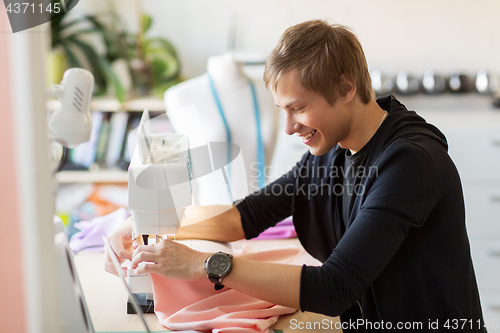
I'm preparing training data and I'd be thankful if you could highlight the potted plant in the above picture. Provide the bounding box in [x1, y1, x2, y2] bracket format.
[128, 12, 182, 97]
[49, 0, 181, 101]
[49, 0, 126, 101]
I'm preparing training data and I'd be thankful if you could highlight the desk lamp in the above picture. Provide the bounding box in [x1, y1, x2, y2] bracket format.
[48, 68, 94, 148]
[49, 68, 95, 333]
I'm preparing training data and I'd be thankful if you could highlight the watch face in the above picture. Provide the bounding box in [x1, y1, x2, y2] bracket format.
[208, 253, 231, 277]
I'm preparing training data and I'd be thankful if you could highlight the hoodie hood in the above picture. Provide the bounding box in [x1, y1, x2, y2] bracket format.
[375, 95, 448, 152]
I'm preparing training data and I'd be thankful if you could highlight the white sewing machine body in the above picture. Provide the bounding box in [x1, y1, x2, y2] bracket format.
[127, 110, 193, 312]
[128, 110, 192, 236]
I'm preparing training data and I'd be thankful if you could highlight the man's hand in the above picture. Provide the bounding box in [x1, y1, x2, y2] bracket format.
[104, 216, 143, 276]
[104, 206, 244, 276]
[129, 239, 302, 310]
[130, 240, 209, 281]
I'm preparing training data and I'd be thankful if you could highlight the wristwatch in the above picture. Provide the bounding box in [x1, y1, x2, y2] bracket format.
[205, 252, 233, 290]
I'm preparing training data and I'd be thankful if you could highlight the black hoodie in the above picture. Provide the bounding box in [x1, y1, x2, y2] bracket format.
[236, 95, 485, 332]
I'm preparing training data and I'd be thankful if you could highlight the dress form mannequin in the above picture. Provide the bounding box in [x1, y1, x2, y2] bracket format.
[164, 53, 280, 206]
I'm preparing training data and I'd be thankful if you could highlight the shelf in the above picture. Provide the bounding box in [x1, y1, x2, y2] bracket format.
[47, 96, 165, 113]
[395, 94, 499, 113]
[122, 97, 165, 112]
[57, 170, 128, 183]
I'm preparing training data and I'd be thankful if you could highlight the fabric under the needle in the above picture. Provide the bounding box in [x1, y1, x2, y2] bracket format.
[151, 245, 320, 333]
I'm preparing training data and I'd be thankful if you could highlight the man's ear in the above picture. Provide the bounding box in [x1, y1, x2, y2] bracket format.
[338, 74, 357, 103]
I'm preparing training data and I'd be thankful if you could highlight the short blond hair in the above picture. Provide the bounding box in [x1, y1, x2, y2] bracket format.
[264, 20, 372, 105]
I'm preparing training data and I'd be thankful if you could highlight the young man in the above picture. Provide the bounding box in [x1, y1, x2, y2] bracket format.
[105, 20, 485, 331]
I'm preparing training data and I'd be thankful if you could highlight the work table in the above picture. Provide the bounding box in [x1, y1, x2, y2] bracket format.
[73, 238, 342, 333]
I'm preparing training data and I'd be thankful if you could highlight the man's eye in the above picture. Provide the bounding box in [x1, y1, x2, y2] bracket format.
[294, 107, 304, 112]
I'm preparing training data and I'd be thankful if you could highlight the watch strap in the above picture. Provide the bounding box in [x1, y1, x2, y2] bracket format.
[208, 276, 224, 290]
[208, 275, 220, 285]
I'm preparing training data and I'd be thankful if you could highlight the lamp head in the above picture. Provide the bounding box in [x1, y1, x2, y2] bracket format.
[48, 68, 94, 148]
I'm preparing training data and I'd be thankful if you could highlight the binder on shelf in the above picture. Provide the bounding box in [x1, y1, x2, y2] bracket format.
[117, 114, 141, 171]
[94, 113, 112, 165]
[105, 112, 130, 168]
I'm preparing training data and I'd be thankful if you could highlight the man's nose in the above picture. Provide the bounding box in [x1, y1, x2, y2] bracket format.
[284, 111, 301, 136]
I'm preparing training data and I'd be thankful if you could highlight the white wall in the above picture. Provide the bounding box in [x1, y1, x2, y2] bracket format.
[77, 0, 500, 79]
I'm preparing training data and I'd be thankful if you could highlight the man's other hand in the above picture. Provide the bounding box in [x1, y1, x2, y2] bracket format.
[104, 216, 142, 276]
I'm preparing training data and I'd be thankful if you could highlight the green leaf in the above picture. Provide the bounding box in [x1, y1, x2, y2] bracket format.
[150, 58, 166, 76]
[98, 58, 126, 103]
[57, 16, 90, 33]
[142, 14, 152, 34]
[84, 15, 108, 33]
[53, 16, 101, 48]
[145, 50, 180, 82]
[64, 0, 79, 11]
[63, 27, 108, 41]
[66, 37, 107, 93]
[60, 44, 80, 68]
[143, 38, 181, 83]
[145, 37, 178, 57]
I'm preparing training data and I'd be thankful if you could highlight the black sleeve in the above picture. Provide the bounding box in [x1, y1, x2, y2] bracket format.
[235, 152, 310, 239]
[300, 141, 443, 316]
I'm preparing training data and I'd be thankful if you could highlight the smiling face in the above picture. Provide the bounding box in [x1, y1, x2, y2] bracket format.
[273, 69, 353, 156]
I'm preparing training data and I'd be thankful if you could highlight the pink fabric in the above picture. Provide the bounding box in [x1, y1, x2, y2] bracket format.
[151, 246, 321, 333]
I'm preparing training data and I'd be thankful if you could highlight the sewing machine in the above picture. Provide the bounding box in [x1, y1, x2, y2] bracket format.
[127, 109, 193, 313]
